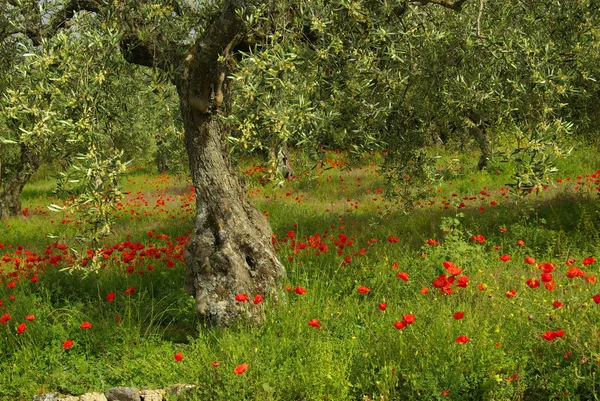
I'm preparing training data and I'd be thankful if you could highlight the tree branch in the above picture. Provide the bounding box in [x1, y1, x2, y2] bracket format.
[414, 0, 469, 11]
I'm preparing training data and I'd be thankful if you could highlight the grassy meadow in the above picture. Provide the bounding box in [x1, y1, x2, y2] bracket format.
[0, 143, 599, 400]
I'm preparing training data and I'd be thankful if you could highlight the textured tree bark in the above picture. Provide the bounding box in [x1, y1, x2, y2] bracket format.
[468, 125, 491, 170]
[270, 141, 294, 179]
[175, 0, 284, 326]
[466, 111, 492, 170]
[179, 95, 284, 326]
[0, 144, 40, 218]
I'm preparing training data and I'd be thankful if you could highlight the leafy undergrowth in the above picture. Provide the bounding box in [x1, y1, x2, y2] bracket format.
[0, 147, 599, 400]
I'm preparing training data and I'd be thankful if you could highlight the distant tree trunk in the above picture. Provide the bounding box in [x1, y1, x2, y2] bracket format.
[270, 141, 294, 179]
[176, 1, 285, 326]
[466, 111, 491, 170]
[155, 138, 170, 173]
[0, 144, 40, 218]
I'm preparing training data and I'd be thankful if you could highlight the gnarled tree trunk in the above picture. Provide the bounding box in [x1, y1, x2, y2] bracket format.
[466, 111, 492, 170]
[0, 144, 40, 218]
[176, 0, 285, 326]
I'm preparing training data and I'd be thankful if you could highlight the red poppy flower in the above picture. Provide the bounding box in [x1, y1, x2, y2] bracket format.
[308, 319, 322, 329]
[457, 275, 469, 288]
[234, 363, 248, 375]
[235, 293, 249, 302]
[378, 303, 387, 311]
[292, 286, 306, 295]
[505, 289, 517, 298]
[566, 267, 585, 279]
[499, 254, 511, 262]
[552, 301, 563, 308]
[455, 335, 470, 344]
[544, 281, 556, 292]
[212, 361, 220, 367]
[582, 257, 595, 266]
[540, 263, 554, 274]
[174, 352, 183, 361]
[420, 287, 429, 294]
[586, 275, 596, 283]
[253, 295, 263, 305]
[402, 314, 416, 325]
[541, 273, 553, 282]
[442, 261, 455, 270]
[499, 227, 507, 233]
[62, 339, 74, 349]
[592, 294, 600, 304]
[80, 321, 92, 329]
[565, 259, 576, 266]
[123, 287, 136, 295]
[357, 286, 370, 294]
[517, 240, 525, 247]
[524, 257, 536, 265]
[453, 311, 465, 320]
[432, 274, 448, 289]
[526, 279, 540, 289]
[393, 321, 406, 330]
[16, 323, 26, 334]
[106, 292, 115, 302]
[397, 272, 409, 282]
[25, 315, 35, 321]
[478, 283, 486, 291]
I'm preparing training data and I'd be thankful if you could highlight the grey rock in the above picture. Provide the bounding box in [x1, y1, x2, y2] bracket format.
[58, 396, 80, 401]
[33, 393, 60, 401]
[80, 393, 108, 401]
[166, 384, 195, 396]
[104, 387, 140, 401]
[139, 389, 163, 401]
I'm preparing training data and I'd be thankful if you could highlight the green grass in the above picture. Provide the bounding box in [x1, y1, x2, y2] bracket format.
[0, 144, 599, 400]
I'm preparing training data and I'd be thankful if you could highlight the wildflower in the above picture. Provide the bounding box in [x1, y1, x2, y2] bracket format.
[212, 361, 220, 367]
[457, 275, 469, 288]
[123, 287, 136, 295]
[393, 321, 406, 330]
[592, 294, 600, 304]
[526, 279, 540, 289]
[505, 289, 517, 298]
[106, 292, 115, 302]
[235, 293, 249, 302]
[541, 273, 553, 282]
[234, 363, 248, 375]
[582, 257, 595, 266]
[402, 314, 416, 325]
[524, 257, 536, 265]
[499, 254, 511, 262]
[456, 335, 470, 344]
[552, 301, 563, 308]
[174, 352, 183, 361]
[397, 272, 409, 282]
[62, 339, 74, 349]
[378, 303, 387, 311]
[499, 227, 507, 233]
[253, 295, 263, 305]
[17, 323, 26, 334]
[357, 286, 370, 294]
[420, 287, 429, 294]
[453, 311, 465, 320]
[80, 321, 92, 329]
[294, 286, 306, 295]
[432, 274, 448, 289]
[566, 267, 585, 279]
[25, 315, 35, 321]
[544, 281, 556, 292]
[517, 240, 525, 246]
[308, 319, 322, 329]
